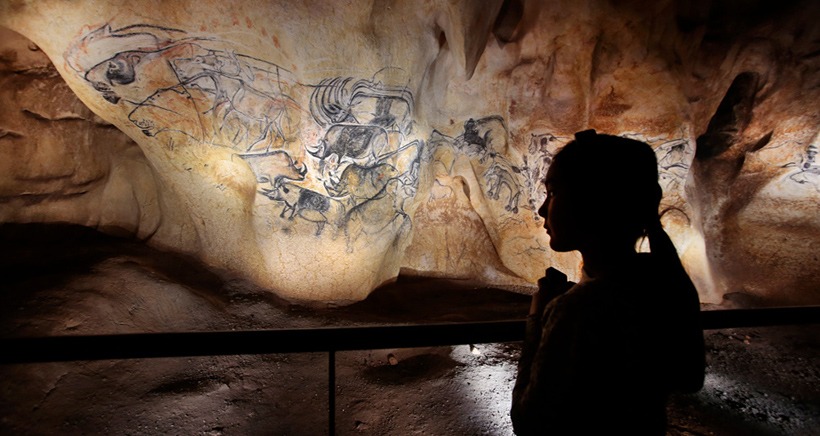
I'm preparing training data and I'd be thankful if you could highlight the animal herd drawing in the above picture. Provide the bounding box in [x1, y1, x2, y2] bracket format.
[67, 22, 817, 253]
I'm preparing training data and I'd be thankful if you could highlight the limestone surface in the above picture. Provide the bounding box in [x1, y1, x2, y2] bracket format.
[0, 0, 817, 304]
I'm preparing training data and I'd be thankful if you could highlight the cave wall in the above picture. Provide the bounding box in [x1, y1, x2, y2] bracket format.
[0, 0, 817, 305]
[0, 27, 157, 237]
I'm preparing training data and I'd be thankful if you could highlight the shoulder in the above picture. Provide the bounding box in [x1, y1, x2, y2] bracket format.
[556, 278, 616, 308]
[541, 279, 612, 326]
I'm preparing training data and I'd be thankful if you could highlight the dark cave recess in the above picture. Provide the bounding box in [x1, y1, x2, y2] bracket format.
[0, 222, 532, 326]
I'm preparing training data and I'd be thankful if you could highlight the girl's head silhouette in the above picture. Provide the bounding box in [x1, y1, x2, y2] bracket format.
[539, 130, 677, 276]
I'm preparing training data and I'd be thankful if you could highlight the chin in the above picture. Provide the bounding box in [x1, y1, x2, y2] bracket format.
[548, 238, 574, 252]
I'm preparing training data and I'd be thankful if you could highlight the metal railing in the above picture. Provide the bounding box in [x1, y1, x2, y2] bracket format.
[2, 306, 819, 435]
[3, 306, 819, 364]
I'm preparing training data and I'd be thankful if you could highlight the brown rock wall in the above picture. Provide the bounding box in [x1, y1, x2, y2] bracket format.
[0, 0, 816, 304]
[1, 28, 151, 236]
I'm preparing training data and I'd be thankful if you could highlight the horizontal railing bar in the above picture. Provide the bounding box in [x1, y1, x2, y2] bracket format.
[701, 305, 820, 329]
[0, 321, 524, 364]
[1, 306, 818, 364]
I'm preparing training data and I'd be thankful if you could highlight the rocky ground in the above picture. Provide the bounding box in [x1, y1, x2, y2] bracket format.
[1, 224, 818, 435]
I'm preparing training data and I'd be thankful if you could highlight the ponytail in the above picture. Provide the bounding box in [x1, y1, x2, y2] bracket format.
[645, 205, 695, 288]
[647, 212, 706, 393]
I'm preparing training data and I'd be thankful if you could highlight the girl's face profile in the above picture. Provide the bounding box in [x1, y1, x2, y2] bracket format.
[538, 135, 662, 258]
[539, 164, 584, 252]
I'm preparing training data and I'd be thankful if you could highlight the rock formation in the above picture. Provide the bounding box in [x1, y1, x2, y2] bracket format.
[0, 0, 817, 305]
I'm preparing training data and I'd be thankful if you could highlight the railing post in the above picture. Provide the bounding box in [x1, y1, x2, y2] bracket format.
[329, 350, 336, 436]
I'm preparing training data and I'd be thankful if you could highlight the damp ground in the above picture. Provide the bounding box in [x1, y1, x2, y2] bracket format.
[1, 224, 817, 435]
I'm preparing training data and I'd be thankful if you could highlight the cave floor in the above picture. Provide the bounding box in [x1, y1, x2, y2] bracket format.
[1, 224, 818, 435]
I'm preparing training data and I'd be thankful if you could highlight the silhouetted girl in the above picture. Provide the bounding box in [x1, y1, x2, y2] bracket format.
[511, 130, 705, 435]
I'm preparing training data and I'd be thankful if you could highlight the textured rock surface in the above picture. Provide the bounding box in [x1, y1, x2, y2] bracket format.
[0, 28, 163, 238]
[0, 0, 818, 304]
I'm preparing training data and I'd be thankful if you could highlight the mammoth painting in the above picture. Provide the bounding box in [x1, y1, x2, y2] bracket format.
[1, 0, 818, 305]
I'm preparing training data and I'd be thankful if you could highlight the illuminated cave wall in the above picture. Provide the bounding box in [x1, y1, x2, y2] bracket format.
[0, 0, 817, 305]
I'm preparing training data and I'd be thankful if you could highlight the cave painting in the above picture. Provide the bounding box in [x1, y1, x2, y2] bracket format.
[520, 133, 560, 219]
[66, 24, 302, 153]
[65, 24, 430, 249]
[64, 22, 532, 271]
[783, 144, 820, 191]
[3, 0, 818, 305]
[655, 138, 692, 193]
[421, 116, 529, 219]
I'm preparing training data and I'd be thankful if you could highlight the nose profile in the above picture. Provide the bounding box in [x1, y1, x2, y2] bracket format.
[537, 198, 548, 220]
